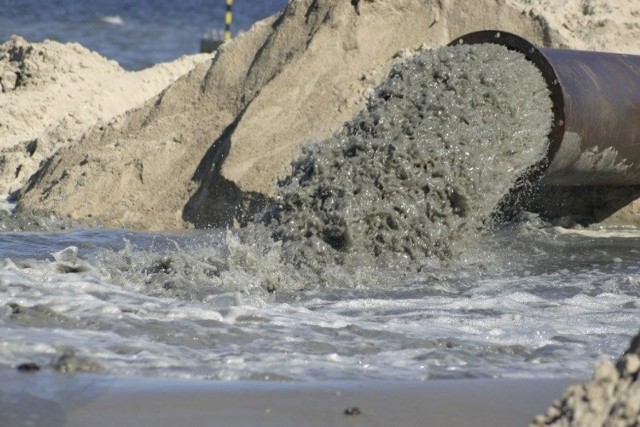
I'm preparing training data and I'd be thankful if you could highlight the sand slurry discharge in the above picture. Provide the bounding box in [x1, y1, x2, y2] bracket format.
[267, 43, 552, 268]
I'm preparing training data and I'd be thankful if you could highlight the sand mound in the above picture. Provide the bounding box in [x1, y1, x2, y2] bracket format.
[13, 0, 636, 230]
[0, 35, 210, 195]
[513, 0, 640, 54]
[533, 330, 640, 426]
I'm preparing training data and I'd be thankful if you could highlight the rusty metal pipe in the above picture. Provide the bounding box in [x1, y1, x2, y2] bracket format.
[449, 31, 640, 186]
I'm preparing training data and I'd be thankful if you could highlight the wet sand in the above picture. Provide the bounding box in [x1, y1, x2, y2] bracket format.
[0, 371, 576, 426]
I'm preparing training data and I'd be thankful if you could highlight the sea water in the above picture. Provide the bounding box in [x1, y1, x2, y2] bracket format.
[0, 43, 638, 382]
[0, 222, 638, 381]
[0, 0, 289, 70]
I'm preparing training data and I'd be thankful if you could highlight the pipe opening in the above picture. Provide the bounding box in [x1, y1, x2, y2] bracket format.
[449, 30, 640, 188]
[448, 31, 566, 172]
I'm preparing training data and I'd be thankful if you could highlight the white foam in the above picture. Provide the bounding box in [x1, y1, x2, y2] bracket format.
[99, 15, 125, 25]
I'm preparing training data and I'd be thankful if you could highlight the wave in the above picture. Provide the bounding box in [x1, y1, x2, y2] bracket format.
[98, 15, 125, 26]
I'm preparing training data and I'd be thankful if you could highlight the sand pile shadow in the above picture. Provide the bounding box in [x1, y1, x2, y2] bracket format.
[182, 111, 271, 228]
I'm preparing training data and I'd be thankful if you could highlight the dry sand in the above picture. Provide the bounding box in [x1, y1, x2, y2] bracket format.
[0, 35, 210, 196]
[3, 0, 637, 229]
[533, 329, 640, 426]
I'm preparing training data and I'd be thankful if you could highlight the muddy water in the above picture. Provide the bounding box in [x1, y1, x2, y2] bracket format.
[0, 44, 638, 382]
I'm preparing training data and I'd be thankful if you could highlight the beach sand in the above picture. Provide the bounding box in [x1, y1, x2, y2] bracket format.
[0, 371, 575, 427]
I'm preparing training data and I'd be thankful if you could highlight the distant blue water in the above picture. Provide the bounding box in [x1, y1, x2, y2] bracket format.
[0, 0, 288, 70]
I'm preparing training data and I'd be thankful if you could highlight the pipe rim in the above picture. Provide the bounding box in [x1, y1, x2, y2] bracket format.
[447, 30, 565, 170]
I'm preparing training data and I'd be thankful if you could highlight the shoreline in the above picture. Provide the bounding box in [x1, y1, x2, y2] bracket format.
[0, 371, 578, 426]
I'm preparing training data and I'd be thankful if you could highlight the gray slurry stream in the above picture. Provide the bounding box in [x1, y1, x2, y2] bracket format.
[268, 44, 552, 269]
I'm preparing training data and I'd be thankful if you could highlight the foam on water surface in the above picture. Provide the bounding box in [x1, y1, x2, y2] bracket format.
[0, 223, 638, 381]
